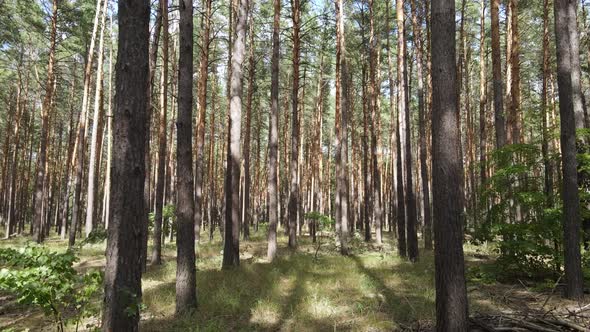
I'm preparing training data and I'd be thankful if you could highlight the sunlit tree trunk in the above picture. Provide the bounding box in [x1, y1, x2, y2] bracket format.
[223, 0, 248, 267]
[335, 0, 349, 255]
[85, 0, 108, 236]
[266, 0, 280, 261]
[491, 0, 507, 148]
[70, 0, 104, 247]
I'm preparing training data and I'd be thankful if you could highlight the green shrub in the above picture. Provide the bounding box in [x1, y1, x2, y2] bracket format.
[0, 244, 103, 331]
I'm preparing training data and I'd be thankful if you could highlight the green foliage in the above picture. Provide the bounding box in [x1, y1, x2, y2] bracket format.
[0, 244, 103, 331]
[304, 211, 334, 231]
[473, 144, 562, 280]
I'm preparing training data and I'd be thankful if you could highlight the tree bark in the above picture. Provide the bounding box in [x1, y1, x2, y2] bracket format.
[101, 0, 149, 330]
[553, 0, 584, 300]
[336, 0, 349, 255]
[431, 0, 469, 329]
[223, 0, 248, 267]
[411, 0, 432, 251]
[85, 0, 108, 236]
[70, 0, 104, 247]
[396, 0, 407, 257]
[33, 0, 58, 243]
[491, 0, 507, 148]
[288, 0, 300, 249]
[267, 0, 280, 261]
[151, 0, 169, 266]
[175, 0, 198, 313]
[194, 0, 213, 243]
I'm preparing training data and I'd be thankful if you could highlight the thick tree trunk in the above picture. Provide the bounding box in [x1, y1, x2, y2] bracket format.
[175, 0, 198, 313]
[101, 0, 149, 330]
[554, 0, 584, 300]
[431, 1, 469, 330]
[267, 0, 280, 261]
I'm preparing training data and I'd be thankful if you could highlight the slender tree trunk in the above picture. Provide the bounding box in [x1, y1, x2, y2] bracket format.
[335, 0, 349, 255]
[151, 0, 169, 266]
[70, 0, 104, 247]
[479, 0, 488, 211]
[142, 0, 163, 270]
[554, 0, 584, 300]
[102, 0, 149, 330]
[491, 0, 507, 148]
[175, 0, 198, 313]
[33, 0, 58, 243]
[396, 0, 407, 257]
[223, 0, 248, 267]
[267, 0, 280, 261]
[287, 0, 300, 249]
[194, 0, 213, 243]
[243, 5, 255, 241]
[431, 0, 469, 329]
[411, 0, 431, 251]
[85, 0, 108, 236]
[403, 0, 418, 262]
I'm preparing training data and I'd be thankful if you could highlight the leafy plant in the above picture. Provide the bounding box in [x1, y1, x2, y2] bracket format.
[305, 212, 335, 259]
[0, 244, 103, 331]
[472, 144, 562, 280]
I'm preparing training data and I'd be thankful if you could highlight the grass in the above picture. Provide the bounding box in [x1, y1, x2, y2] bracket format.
[0, 227, 587, 331]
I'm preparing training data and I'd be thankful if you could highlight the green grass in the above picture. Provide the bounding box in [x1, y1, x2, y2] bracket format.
[1, 228, 581, 331]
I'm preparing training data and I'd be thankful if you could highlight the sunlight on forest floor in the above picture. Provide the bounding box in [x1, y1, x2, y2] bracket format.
[0, 230, 587, 331]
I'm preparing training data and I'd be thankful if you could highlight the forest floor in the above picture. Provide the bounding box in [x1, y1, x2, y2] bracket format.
[0, 229, 588, 331]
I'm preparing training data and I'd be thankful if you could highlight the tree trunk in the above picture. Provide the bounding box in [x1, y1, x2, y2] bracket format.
[431, 0, 469, 329]
[151, 0, 169, 266]
[396, 0, 407, 257]
[85, 0, 108, 236]
[223, 0, 248, 267]
[491, 0, 507, 148]
[175, 0, 198, 313]
[411, 0, 432, 251]
[479, 0, 488, 213]
[553, 0, 584, 300]
[70, 0, 104, 247]
[288, 0, 300, 249]
[194, 0, 213, 243]
[101, 0, 149, 330]
[243, 5, 255, 241]
[336, 0, 349, 255]
[267, 0, 280, 261]
[33, 0, 58, 243]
